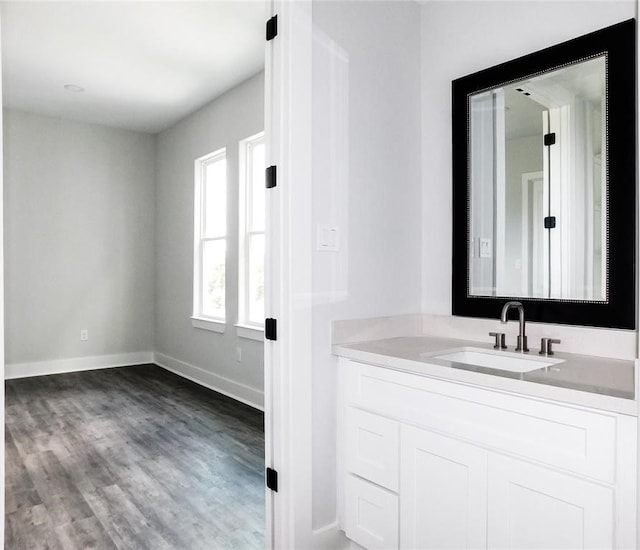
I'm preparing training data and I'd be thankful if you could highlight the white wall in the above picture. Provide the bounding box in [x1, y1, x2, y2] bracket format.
[421, 0, 636, 315]
[4, 109, 156, 369]
[154, 72, 265, 409]
[311, 0, 422, 530]
[306, 0, 635, 536]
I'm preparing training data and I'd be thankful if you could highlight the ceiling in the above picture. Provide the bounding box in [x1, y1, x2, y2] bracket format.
[0, 1, 266, 134]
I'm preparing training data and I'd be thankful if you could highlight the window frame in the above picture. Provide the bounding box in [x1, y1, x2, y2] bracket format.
[237, 132, 266, 337]
[192, 147, 227, 332]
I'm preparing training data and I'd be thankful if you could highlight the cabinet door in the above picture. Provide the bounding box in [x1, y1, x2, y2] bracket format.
[400, 426, 487, 549]
[488, 454, 614, 549]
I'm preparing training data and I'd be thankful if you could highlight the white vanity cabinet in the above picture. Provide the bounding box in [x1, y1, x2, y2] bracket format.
[486, 454, 614, 549]
[338, 357, 637, 550]
[400, 425, 487, 549]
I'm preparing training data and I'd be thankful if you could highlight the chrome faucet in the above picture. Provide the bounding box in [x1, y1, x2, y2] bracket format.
[500, 301, 529, 352]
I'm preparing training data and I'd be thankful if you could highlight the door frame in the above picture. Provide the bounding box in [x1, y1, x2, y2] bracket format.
[520, 171, 544, 297]
[0, 5, 6, 542]
[264, 2, 314, 548]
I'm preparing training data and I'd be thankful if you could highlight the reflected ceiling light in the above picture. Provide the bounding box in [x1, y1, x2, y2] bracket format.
[64, 84, 85, 92]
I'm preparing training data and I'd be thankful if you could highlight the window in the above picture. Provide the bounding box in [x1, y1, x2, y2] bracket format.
[238, 133, 265, 330]
[193, 148, 227, 331]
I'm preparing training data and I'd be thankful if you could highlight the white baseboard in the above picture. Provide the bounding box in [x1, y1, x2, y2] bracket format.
[5, 350, 264, 412]
[153, 352, 264, 411]
[312, 522, 351, 550]
[5, 352, 154, 380]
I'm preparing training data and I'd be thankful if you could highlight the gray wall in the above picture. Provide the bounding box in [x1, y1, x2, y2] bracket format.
[155, 72, 265, 407]
[4, 109, 156, 364]
[4, 73, 264, 406]
[504, 134, 543, 295]
[420, 0, 635, 314]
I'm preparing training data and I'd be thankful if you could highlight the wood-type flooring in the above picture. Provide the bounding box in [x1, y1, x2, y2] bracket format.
[5, 364, 265, 550]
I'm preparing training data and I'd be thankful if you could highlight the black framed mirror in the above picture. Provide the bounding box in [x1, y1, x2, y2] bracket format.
[452, 19, 636, 330]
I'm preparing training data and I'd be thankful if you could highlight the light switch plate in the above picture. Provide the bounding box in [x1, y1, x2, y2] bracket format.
[317, 225, 340, 252]
[479, 238, 492, 258]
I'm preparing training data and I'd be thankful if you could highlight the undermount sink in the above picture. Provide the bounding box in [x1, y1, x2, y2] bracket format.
[423, 347, 564, 373]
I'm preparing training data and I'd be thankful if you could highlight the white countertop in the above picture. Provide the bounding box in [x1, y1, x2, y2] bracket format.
[333, 336, 637, 416]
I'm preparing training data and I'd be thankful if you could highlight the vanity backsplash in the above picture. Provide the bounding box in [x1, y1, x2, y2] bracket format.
[332, 313, 636, 360]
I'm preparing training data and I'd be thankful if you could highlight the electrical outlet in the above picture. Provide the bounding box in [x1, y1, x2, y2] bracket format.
[236, 347, 242, 362]
[80, 329, 88, 341]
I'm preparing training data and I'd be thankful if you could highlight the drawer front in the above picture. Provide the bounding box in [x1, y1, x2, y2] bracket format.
[345, 474, 399, 550]
[346, 407, 399, 491]
[344, 360, 617, 482]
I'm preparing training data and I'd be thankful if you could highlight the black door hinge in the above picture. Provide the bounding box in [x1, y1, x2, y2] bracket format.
[266, 467, 278, 492]
[265, 318, 277, 341]
[266, 15, 278, 41]
[544, 132, 556, 146]
[266, 165, 277, 189]
[544, 216, 557, 229]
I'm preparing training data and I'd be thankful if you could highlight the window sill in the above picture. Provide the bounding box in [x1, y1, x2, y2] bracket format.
[191, 317, 225, 333]
[235, 324, 264, 341]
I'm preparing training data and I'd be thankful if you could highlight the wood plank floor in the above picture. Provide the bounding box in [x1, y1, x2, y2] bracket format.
[5, 364, 265, 550]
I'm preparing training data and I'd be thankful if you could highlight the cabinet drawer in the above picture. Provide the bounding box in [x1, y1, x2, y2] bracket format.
[346, 407, 399, 491]
[345, 360, 617, 482]
[345, 474, 399, 550]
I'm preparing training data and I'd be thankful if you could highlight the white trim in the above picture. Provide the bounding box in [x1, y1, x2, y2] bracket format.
[193, 148, 227, 322]
[0, 21, 7, 538]
[5, 349, 265, 412]
[520, 171, 544, 297]
[235, 323, 264, 341]
[266, 2, 314, 548]
[238, 131, 266, 328]
[312, 522, 351, 550]
[154, 352, 264, 411]
[494, 89, 506, 293]
[4, 352, 153, 380]
[191, 316, 225, 333]
[264, 2, 277, 545]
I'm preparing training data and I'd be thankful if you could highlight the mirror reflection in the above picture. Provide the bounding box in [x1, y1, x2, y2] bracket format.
[469, 55, 606, 301]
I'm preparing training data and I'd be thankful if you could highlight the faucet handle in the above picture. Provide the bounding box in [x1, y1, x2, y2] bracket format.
[489, 332, 507, 350]
[539, 338, 561, 356]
